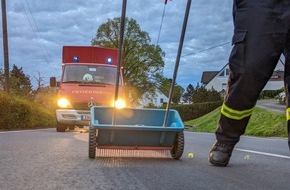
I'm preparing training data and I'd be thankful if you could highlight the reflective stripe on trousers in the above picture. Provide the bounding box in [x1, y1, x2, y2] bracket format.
[286, 108, 290, 121]
[221, 103, 254, 120]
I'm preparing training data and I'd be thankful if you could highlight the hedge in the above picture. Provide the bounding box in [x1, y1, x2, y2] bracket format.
[171, 101, 223, 121]
[0, 92, 55, 130]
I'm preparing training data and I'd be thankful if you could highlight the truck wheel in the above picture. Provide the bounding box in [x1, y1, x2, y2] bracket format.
[69, 126, 75, 130]
[89, 126, 97, 159]
[170, 132, 184, 159]
[56, 122, 66, 132]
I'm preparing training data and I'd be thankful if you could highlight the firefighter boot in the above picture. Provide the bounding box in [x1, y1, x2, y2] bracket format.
[209, 141, 234, 167]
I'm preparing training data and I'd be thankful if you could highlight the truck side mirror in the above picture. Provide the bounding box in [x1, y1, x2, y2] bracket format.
[50, 77, 57, 87]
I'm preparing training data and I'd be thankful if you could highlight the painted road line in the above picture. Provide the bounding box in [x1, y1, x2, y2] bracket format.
[236, 148, 290, 159]
[241, 135, 288, 142]
[0, 128, 53, 134]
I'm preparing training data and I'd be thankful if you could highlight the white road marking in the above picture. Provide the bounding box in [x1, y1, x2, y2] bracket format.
[236, 148, 290, 159]
[0, 128, 53, 134]
[241, 136, 288, 142]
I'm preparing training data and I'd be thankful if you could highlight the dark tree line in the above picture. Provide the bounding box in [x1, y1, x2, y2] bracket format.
[182, 83, 223, 104]
[0, 65, 32, 97]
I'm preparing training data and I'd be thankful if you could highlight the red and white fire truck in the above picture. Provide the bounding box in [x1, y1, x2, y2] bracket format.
[50, 46, 125, 132]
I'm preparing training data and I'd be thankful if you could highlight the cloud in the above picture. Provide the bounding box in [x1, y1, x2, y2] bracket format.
[0, 0, 234, 89]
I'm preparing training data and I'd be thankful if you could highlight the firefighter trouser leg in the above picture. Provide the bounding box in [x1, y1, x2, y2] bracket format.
[216, 0, 290, 146]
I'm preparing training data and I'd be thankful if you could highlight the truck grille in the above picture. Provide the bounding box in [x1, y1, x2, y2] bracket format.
[71, 102, 107, 110]
[71, 103, 94, 110]
[71, 103, 90, 110]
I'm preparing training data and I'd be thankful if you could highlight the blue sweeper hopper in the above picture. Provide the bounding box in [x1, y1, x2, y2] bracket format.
[88, 107, 184, 159]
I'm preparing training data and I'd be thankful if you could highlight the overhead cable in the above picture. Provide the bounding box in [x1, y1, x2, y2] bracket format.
[20, 0, 51, 65]
[156, 0, 169, 46]
[182, 41, 231, 57]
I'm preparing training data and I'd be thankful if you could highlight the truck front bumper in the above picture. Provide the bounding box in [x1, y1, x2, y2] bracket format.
[56, 109, 91, 126]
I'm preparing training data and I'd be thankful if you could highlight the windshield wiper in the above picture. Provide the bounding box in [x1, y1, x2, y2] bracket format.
[62, 81, 81, 83]
[80, 81, 107, 86]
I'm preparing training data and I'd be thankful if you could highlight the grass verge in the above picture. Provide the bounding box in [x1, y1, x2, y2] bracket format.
[184, 107, 287, 138]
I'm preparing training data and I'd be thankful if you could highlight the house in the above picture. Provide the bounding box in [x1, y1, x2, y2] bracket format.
[201, 64, 230, 92]
[138, 88, 168, 108]
[202, 60, 285, 92]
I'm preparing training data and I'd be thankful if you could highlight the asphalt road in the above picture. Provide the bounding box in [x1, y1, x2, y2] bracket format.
[0, 128, 289, 190]
[256, 99, 285, 114]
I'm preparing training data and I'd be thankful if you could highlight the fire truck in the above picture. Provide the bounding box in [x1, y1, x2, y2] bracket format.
[50, 46, 125, 132]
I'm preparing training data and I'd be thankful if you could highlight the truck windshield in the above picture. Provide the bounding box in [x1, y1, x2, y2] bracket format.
[62, 65, 121, 85]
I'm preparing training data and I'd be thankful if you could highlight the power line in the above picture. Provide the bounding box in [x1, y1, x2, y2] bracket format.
[182, 41, 231, 57]
[20, 0, 51, 65]
[25, 0, 51, 62]
[156, 0, 169, 46]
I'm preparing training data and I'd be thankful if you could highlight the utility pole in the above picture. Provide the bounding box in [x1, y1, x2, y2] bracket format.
[1, 0, 9, 94]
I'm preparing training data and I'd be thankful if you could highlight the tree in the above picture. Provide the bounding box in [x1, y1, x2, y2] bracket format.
[10, 65, 32, 97]
[183, 83, 222, 104]
[157, 76, 184, 104]
[172, 85, 184, 104]
[34, 71, 45, 92]
[92, 17, 165, 104]
[182, 84, 194, 103]
[197, 84, 222, 103]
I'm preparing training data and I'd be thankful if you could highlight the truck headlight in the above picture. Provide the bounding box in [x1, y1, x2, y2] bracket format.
[57, 98, 72, 108]
[114, 99, 126, 109]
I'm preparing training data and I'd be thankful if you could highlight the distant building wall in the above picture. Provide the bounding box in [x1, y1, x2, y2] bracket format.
[204, 61, 284, 92]
[139, 89, 168, 107]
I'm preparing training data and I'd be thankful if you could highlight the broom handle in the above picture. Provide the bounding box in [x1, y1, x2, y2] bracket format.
[163, 0, 191, 127]
[112, 0, 127, 125]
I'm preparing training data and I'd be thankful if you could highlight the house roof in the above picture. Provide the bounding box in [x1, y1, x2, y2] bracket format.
[201, 71, 219, 84]
[269, 70, 284, 81]
[202, 58, 285, 85]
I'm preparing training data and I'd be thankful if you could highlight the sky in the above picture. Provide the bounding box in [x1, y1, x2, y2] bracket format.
[0, 0, 234, 89]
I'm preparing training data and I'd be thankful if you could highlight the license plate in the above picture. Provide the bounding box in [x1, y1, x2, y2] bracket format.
[81, 115, 91, 121]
